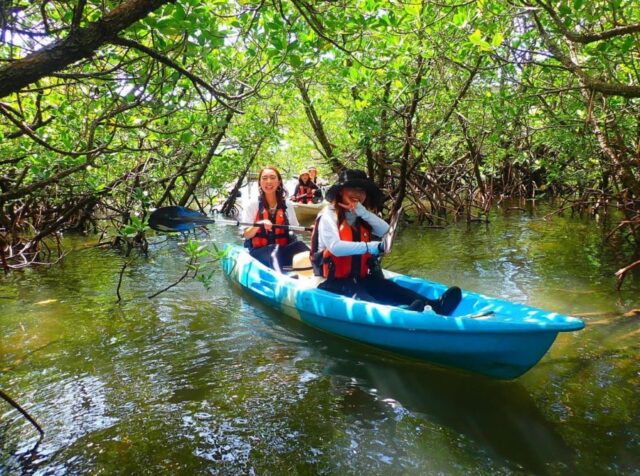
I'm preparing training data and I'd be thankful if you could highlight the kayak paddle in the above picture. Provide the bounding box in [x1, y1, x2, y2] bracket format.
[382, 206, 403, 255]
[148, 206, 313, 233]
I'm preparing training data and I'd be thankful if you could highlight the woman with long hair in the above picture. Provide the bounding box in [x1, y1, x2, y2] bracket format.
[308, 166, 318, 184]
[242, 166, 308, 269]
[311, 169, 461, 315]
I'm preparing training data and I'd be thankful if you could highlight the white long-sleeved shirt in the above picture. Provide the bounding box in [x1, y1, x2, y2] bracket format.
[317, 204, 389, 256]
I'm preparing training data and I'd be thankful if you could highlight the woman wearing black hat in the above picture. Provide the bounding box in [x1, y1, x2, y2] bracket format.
[311, 169, 461, 315]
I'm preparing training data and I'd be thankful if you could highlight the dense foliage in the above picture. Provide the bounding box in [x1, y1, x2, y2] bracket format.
[1, 0, 639, 277]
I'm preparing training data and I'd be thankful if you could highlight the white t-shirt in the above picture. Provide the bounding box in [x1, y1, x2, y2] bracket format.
[242, 198, 299, 228]
[317, 204, 389, 256]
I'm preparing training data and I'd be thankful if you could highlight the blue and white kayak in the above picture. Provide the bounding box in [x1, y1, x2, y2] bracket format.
[221, 245, 585, 379]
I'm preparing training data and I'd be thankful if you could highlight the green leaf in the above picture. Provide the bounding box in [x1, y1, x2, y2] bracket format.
[620, 36, 634, 54]
[270, 35, 285, 51]
[364, 0, 380, 12]
[404, 2, 421, 16]
[155, 34, 166, 48]
[174, 3, 186, 21]
[491, 32, 504, 48]
[452, 11, 466, 27]
[468, 29, 491, 51]
[122, 225, 137, 237]
[180, 130, 194, 144]
[289, 54, 302, 68]
[156, 16, 181, 35]
[559, 4, 571, 15]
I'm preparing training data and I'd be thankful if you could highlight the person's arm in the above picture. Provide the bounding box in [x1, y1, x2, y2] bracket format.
[353, 203, 389, 237]
[318, 209, 380, 256]
[242, 201, 264, 239]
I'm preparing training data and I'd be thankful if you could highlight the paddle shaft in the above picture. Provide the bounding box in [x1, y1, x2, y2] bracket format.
[156, 212, 312, 232]
[149, 206, 317, 233]
[381, 206, 403, 256]
[220, 217, 312, 232]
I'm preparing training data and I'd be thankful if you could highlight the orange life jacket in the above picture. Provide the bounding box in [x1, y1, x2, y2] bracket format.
[321, 217, 372, 279]
[250, 201, 291, 249]
[296, 185, 315, 203]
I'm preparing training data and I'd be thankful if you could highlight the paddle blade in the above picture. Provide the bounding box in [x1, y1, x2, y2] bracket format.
[149, 206, 216, 232]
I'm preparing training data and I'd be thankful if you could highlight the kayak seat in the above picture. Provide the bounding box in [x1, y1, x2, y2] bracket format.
[282, 251, 326, 288]
[292, 251, 315, 278]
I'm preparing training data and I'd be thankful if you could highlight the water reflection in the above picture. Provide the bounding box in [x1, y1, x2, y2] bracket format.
[2, 373, 118, 474]
[242, 294, 575, 475]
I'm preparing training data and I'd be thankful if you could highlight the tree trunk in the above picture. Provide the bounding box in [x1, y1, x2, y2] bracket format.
[220, 138, 264, 216]
[295, 78, 344, 173]
[392, 56, 425, 216]
[177, 107, 236, 207]
[375, 81, 392, 189]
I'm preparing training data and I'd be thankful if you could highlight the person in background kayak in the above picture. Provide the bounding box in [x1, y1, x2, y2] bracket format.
[310, 166, 326, 202]
[291, 170, 320, 204]
[308, 166, 319, 184]
[242, 166, 309, 269]
[311, 169, 461, 315]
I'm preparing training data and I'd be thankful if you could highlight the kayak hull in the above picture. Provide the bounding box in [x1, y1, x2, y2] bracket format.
[222, 245, 584, 379]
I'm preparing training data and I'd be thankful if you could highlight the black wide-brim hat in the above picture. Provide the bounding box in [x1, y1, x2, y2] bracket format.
[325, 169, 384, 208]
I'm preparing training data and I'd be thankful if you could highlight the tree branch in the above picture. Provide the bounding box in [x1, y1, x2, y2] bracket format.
[407, 56, 482, 177]
[531, 11, 640, 98]
[5, 116, 54, 139]
[0, 0, 174, 99]
[0, 389, 44, 441]
[110, 36, 244, 113]
[0, 102, 102, 157]
[535, 0, 640, 44]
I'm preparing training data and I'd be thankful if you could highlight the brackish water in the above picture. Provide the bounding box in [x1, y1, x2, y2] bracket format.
[1, 202, 639, 475]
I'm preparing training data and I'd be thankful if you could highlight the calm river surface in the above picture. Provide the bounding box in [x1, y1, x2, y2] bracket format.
[1, 201, 639, 475]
